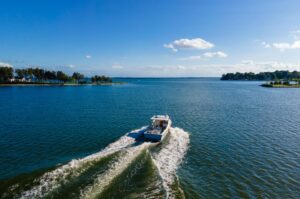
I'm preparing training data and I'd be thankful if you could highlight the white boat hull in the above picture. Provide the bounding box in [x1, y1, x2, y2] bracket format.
[144, 120, 171, 142]
[127, 115, 172, 142]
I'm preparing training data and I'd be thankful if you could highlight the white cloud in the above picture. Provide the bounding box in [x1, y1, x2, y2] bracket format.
[68, 64, 75, 68]
[260, 31, 300, 50]
[0, 62, 13, 67]
[180, 51, 228, 61]
[261, 41, 271, 48]
[272, 40, 300, 50]
[85, 55, 92, 59]
[139, 65, 190, 76]
[115, 59, 300, 77]
[203, 51, 228, 58]
[190, 60, 300, 76]
[290, 30, 300, 40]
[228, 60, 300, 73]
[176, 65, 186, 70]
[163, 44, 178, 52]
[260, 40, 300, 50]
[180, 55, 203, 61]
[112, 63, 123, 69]
[241, 60, 254, 65]
[164, 38, 214, 52]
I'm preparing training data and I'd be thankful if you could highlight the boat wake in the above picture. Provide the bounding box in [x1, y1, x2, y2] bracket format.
[80, 142, 151, 199]
[18, 127, 146, 199]
[152, 127, 190, 198]
[3, 127, 189, 199]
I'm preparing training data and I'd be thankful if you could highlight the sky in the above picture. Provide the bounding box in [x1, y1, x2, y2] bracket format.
[1, 0, 300, 77]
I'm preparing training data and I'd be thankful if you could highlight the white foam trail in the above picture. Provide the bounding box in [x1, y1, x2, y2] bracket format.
[19, 127, 147, 199]
[151, 127, 190, 199]
[80, 142, 151, 199]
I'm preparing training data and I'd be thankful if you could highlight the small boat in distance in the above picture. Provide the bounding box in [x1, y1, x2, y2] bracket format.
[128, 115, 172, 142]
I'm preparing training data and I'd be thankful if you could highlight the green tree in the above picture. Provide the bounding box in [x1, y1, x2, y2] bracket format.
[15, 69, 25, 79]
[91, 75, 112, 83]
[57, 71, 69, 83]
[26, 68, 34, 81]
[72, 72, 84, 83]
[0, 66, 14, 83]
[45, 70, 57, 81]
[32, 68, 45, 82]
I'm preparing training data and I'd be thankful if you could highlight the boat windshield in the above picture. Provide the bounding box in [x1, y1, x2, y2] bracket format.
[150, 119, 168, 130]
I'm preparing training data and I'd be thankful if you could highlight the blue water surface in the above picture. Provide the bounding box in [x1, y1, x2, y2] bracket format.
[0, 78, 299, 198]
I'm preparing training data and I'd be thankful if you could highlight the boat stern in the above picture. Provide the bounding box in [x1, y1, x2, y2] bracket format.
[144, 133, 162, 142]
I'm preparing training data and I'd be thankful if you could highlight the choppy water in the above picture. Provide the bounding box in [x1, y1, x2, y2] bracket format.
[0, 78, 300, 198]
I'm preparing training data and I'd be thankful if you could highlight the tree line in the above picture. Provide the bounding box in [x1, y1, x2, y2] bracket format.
[0, 67, 13, 82]
[0, 66, 112, 84]
[221, 70, 300, 81]
[91, 75, 112, 83]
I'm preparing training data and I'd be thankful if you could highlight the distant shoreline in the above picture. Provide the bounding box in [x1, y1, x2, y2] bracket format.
[220, 71, 300, 81]
[0, 82, 126, 87]
[261, 84, 300, 88]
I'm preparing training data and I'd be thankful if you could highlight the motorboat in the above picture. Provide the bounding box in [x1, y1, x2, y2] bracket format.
[128, 115, 171, 142]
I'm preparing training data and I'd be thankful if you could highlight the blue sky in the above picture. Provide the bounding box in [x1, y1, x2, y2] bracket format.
[1, 0, 300, 77]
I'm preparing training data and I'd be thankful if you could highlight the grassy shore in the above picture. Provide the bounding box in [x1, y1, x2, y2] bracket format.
[261, 84, 300, 88]
[0, 82, 126, 86]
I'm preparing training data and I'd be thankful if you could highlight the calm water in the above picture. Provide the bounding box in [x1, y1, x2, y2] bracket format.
[0, 78, 300, 198]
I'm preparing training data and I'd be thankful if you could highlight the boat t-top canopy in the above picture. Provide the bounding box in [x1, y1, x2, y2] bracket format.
[151, 115, 169, 121]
